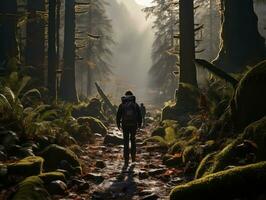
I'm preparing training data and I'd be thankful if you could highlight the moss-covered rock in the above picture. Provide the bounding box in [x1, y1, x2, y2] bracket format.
[242, 116, 266, 160]
[151, 126, 165, 137]
[195, 152, 217, 179]
[170, 162, 266, 200]
[39, 172, 66, 183]
[77, 117, 107, 136]
[8, 156, 44, 177]
[12, 176, 51, 200]
[210, 139, 242, 173]
[231, 60, 266, 132]
[40, 144, 81, 173]
[182, 145, 202, 164]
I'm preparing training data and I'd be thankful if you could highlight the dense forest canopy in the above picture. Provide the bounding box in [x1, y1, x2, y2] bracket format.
[0, 0, 266, 199]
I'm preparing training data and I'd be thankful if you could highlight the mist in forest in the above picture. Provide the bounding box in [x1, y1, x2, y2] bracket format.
[104, 0, 154, 105]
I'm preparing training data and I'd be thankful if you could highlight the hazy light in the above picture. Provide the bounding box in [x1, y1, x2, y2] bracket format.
[135, 0, 154, 6]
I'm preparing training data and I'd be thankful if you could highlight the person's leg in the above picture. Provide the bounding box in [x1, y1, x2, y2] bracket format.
[123, 128, 130, 165]
[130, 128, 136, 162]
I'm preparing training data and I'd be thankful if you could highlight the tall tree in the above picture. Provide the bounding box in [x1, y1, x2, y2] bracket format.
[176, 0, 198, 111]
[213, 0, 266, 72]
[60, 0, 78, 102]
[0, 0, 19, 71]
[48, 0, 57, 97]
[144, 0, 178, 100]
[76, 0, 113, 96]
[25, 0, 45, 84]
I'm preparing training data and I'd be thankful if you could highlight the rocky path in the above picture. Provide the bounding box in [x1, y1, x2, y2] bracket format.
[63, 125, 181, 200]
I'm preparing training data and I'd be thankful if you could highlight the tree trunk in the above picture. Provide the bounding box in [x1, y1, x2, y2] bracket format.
[213, 0, 266, 72]
[26, 0, 45, 85]
[176, 0, 198, 111]
[0, 0, 19, 71]
[48, 0, 57, 97]
[60, 0, 78, 102]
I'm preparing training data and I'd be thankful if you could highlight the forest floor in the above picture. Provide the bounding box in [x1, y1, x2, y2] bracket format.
[62, 125, 182, 200]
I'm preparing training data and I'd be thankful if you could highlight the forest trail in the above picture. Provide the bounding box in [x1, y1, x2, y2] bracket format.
[66, 125, 177, 200]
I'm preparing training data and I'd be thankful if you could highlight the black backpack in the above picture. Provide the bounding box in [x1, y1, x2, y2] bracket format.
[122, 101, 138, 124]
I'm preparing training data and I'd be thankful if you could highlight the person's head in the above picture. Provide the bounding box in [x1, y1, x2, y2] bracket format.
[141, 103, 144, 106]
[125, 91, 133, 96]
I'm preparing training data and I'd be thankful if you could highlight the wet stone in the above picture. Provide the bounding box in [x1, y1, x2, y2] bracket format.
[103, 134, 124, 146]
[96, 160, 106, 169]
[141, 193, 159, 200]
[84, 173, 104, 184]
[148, 168, 166, 176]
[46, 180, 67, 195]
[139, 171, 149, 180]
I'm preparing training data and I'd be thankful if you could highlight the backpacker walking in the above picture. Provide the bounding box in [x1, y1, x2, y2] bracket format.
[116, 91, 142, 166]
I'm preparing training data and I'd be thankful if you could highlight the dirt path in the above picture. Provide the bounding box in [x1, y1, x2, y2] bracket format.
[65, 125, 178, 200]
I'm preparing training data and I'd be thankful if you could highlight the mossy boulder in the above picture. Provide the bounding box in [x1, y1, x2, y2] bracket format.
[170, 161, 266, 200]
[39, 172, 66, 183]
[151, 126, 165, 137]
[78, 117, 107, 136]
[8, 156, 44, 177]
[242, 116, 266, 160]
[182, 146, 202, 164]
[195, 152, 217, 179]
[231, 60, 266, 132]
[12, 176, 51, 200]
[40, 144, 81, 173]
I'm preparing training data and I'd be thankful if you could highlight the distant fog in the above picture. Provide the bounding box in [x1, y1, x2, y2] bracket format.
[103, 0, 155, 105]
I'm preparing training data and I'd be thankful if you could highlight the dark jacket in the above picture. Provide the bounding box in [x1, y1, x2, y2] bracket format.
[116, 95, 142, 128]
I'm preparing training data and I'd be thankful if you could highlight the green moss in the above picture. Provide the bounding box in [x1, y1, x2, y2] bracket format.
[231, 60, 266, 131]
[39, 172, 66, 183]
[182, 146, 202, 164]
[169, 142, 183, 154]
[8, 156, 44, 177]
[170, 161, 266, 200]
[242, 116, 266, 160]
[40, 144, 81, 173]
[77, 117, 107, 136]
[161, 120, 179, 129]
[195, 152, 217, 179]
[210, 139, 242, 173]
[12, 176, 50, 200]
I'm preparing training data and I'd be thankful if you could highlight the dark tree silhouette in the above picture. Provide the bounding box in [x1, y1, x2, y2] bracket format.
[60, 0, 78, 102]
[26, 0, 45, 84]
[48, 0, 57, 97]
[176, 0, 198, 111]
[0, 0, 19, 71]
[213, 0, 266, 72]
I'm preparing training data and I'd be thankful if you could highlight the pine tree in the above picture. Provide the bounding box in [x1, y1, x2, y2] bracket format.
[25, 0, 45, 84]
[77, 0, 114, 96]
[213, 0, 266, 72]
[60, 0, 78, 102]
[144, 0, 178, 99]
[48, 0, 57, 97]
[0, 0, 19, 71]
[176, 0, 198, 111]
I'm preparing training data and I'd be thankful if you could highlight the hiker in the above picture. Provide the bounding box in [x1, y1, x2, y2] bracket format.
[116, 91, 142, 165]
[140, 103, 146, 128]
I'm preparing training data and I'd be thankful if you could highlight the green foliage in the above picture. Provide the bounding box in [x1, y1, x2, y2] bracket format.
[170, 162, 266, 200]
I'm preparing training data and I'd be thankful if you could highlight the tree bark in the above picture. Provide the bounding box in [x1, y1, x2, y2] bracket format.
[48, 0, 57, 97]
[213, 0, 266, 72]
[176, 0, 198, 111]
[26, 0, 45, 85]
[0, 0, 19, 71]
[60, 0, 78, 102]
